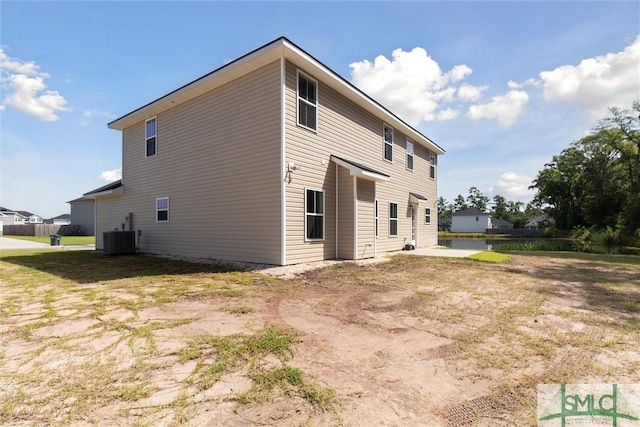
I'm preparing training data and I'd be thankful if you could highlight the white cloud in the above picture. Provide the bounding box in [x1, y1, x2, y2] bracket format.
[458, 84, 487, 101]
[539, 35, 640, 116]
[467, 90, 529, 127]
[80, 109, 115, 126]
[0, 47, 71, 121]
[98, 168, 122, 182]
[448, 64, 472, 82]
[349, 47, 475, 126]
[492, 171, 535, 201]
[436, 108, 459, 121]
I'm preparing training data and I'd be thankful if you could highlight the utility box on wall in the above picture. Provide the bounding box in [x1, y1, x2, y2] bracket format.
[103, 231, 136, 256]
[124, 213, 134, 231]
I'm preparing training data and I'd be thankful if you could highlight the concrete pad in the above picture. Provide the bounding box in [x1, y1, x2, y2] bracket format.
[0, 236, 94, 251]
[0, 236, 51, 250]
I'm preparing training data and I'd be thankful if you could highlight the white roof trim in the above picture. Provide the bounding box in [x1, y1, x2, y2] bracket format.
[84, 186, 123, 199]
[108, 37, 445, 156]
[330, 155, 390, 182]
[409, 193, 428, 204]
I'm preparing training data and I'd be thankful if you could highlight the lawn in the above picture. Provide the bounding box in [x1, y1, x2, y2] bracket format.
[1, 250, 638, 426]
[2, 235, 95, 246]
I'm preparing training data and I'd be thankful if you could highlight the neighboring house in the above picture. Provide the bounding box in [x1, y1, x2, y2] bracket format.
[451, 207, 514, 232]
[525, 214, 554, 229]
[68, 197, 96, 235]
[48, 214, 72, 225]
[17, 211, 43, 224]
[489, 217, 514, 230]
[451, 207, 491, 233]
[88, 37, 445, 265]
[0, 207, 27, 225]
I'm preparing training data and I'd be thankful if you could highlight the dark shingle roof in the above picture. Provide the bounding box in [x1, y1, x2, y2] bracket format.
[451, 207, 487, 217]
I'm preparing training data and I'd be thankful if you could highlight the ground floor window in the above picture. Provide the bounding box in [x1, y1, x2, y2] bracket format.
[389, 202, 398, 236]
[305, 188, 324, 240]
[425, 208, 431, 224]
[156, 197, 169, 222]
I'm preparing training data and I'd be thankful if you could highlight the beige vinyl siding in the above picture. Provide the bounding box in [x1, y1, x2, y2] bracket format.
[113, 60, 282, 264]
[336, 167, 354, 260]
[284, 61, 438, 263]
[356, 179, 375, 259]
[94, 194, 127, 249]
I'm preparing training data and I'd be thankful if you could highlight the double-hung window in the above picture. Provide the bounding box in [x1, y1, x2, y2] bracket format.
[389, 202, 398, 237]
[305, 188, 324, 240]
[425, 208, 431, 224]
[383, 124, 393, 162]
[156, 197, 169, 222]
[429, 155, 436, 179]
[146, 117, 157, 157]
[406, 139, 414, 171]
[298, 72, 317, 131]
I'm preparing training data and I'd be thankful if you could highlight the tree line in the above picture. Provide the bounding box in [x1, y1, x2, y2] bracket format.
[438, 101, 639, 243]
[438, 187, 543, 229]
[530, 101, 640, 244]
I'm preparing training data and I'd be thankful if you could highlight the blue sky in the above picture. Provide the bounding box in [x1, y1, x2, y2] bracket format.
[1, 1, 639, 218]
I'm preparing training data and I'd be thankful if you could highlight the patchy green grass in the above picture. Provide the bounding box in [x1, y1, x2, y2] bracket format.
[237, 366, 336, 412]
[467, 251, 512, 263]
[503, 250, 640, 266]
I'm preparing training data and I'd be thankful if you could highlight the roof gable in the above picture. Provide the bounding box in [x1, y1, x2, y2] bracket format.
[452, 207, 488, 217]
[84, 180, 123, 197]
[107, 37, 444, 155]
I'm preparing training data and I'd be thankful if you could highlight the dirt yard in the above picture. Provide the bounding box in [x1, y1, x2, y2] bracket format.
[1, 250, 639, 426]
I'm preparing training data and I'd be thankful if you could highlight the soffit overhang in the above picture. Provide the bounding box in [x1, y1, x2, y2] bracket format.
[108, 37, 445, 156]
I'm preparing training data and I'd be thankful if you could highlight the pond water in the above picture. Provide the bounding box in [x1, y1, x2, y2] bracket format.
[438, 238, 640, 256]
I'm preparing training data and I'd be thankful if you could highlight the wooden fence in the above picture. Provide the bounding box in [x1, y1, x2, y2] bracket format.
[2, 224, 83, 237]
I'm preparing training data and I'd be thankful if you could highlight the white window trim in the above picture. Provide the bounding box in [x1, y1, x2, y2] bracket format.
[406, 138, 414, 171]
[304, 187, 325, 241]
[297, 70, 318, 133]
[389, 201, 398, 237]
[383, 123, 393, 163]
[156, 197, 169, 222]
[425, 208, 431, 224]
[145, 117, 157, 158]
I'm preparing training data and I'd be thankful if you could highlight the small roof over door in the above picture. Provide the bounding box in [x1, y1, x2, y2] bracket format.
[409, 192, 427, 204]
[330, 155, 390, 182]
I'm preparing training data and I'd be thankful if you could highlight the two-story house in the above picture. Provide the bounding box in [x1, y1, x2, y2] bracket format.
[88, 37, 445, 265]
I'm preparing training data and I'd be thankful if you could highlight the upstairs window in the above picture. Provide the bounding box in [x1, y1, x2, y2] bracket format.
[305, 188, 324, 240]
[156, 197, 169, 222]
[406, 139, 414, 171]
[429, 155, 436, 179]
[383, 124, 393, 162]
[298, 72, 317, 131]
[146, 117, 157, 157]
[389, 202, 398, 237]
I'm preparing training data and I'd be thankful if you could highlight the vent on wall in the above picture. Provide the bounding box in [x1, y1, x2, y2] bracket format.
[103, 231, 136, 256]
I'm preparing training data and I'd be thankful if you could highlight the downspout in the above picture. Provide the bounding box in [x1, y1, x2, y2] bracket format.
[280, 55, 287, 266]
[353, 176, 357, 259]
[335, 162, 338, 258]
